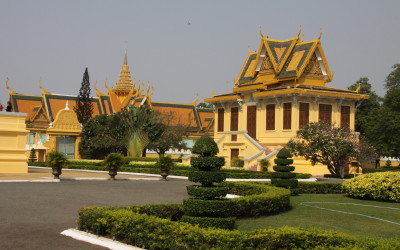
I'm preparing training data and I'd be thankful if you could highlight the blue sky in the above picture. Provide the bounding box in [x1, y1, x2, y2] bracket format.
[1, 0, 399, 106]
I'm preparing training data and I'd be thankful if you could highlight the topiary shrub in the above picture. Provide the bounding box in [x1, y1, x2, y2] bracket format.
[260, 159, 270, 171]
[342, 172, 400, 202]
[184, 134, 234, 229]
[271, 148, 298, 195]
[191, 134, 219, 157]
[28, 148, 37, 163]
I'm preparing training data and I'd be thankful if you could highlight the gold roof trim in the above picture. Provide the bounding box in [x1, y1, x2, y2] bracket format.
[38, 77, 51, 95]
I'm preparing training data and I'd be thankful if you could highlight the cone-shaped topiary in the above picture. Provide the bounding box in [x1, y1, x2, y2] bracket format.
[271, 148, 298, 195]
[183, 134, 235, 229]
[28, 148, 37, 163]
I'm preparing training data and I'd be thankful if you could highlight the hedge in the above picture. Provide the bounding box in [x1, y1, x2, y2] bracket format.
[181, 215, 236, 230]
[78, 207, 400, 249]
[363, 167, 400, 174]
[342, 172, 400, 202]
[187, 185, 229, 199]
[190, 157, 225, 171]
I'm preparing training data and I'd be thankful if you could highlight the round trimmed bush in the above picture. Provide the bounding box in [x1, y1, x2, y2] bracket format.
[188, 170, 226, 186]
[191, 134, 219, 157]
[276, 148, 292, 158]
[180, 215, 236, 230]
[273, 166, 295, 172]
[342, 172, 400, 202]
[271, 179, 299, 189]
[274, 158, 294, 166]
[187, 185, 229, 199]
[271, 172, 297, 179]
[183, 198, 234, 217]
[190, 157, 225, 171]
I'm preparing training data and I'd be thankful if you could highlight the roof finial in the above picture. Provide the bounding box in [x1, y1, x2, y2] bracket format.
[259, 26, 266, 38]
[297, 25, 302, 37]
[103, 77, 109, 90]
[124, 49, 128, 65]
[38, 77, 51, 95]
[65, 100, 69, 110]
[5, 77, 16, 95]
[248, 45, 251, 54]
[318, 28, 323, 40]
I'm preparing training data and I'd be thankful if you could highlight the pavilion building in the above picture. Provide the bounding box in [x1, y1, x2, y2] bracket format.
[204, 29, 368, 175]
[6, 52, 213, 160]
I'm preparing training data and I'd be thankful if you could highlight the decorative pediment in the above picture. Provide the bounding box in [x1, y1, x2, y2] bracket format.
[48, 103, 81, 133]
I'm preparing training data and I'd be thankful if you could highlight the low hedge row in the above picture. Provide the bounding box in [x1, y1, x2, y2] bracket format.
[362, 167, 400, 173]
[78, 207, 400, 249]
[222, 182, 291, 217]
[342, 172, 400, 202]
[323, 174, 355, 179]
[187, 185, 229, 199]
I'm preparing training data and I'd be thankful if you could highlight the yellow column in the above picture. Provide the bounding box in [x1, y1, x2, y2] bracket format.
[0, 112, 29, 173]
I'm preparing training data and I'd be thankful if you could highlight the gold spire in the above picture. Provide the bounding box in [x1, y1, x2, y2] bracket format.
[112, 51, 135, 94]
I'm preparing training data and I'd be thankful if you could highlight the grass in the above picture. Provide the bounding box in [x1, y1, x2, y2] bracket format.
[236, 194, 400, 239]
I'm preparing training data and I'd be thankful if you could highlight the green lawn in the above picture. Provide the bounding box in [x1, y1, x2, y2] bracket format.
[236, 194, 400, 239]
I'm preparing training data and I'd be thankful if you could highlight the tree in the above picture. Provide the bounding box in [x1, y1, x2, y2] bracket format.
[287, 122, 358, 178]
[74, 68, 93, 125]
[147, 111, 189, 157]
[118, 105, 165, 157]
[385, 64, 400, 90]
[347, 77, 381, 134]
[79, 114, 127, 159]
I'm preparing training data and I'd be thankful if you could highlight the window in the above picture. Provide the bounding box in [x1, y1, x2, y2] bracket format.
[266, 104, 275, 130]
[28, 133, 35, 144]
[40, 134, 47, 143]
[230, 107, 239, 141]
[283, 103, 292, 130]
[247, 106, 257, 139]
[217, 108, 224, 132]
[341, 106, 350, 130]
[319, 104, 332, 124]
[299, 103, 309, 128]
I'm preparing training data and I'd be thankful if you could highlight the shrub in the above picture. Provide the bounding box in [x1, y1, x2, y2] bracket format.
[28, 148, 37, 163]
[324, 174, 355, 179]
[181, 215, 236, 230]
[47, 151, 68, 168]
[271, 148, 298, 194]
[191, 134, 218, 157]
[186, 185, 229, 199]
[260, 159, 270, 171]
[385, 160, 392, 168]
[231, 158, 244, 168]
[183, 198, 235, 217]
[77, 207, 400, 249]
[102, 153, 124, 170]
[188, 170, 226, 186]
[156, 155, 174, 172]
[342, 172, 400, 202]
[190, 157, 225, 171]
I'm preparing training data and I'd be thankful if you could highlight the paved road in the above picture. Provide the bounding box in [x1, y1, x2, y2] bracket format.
[0, 180, 190, 249]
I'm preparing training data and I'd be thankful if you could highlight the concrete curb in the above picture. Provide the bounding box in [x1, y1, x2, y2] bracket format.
[0, 179, 60, 183]
[61, 228, 143, 250]
[25, 166, 318, 183]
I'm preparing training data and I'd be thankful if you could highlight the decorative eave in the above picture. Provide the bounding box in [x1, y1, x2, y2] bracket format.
[204, 94, 242, 103]
[233, 83, 264, 93]
[253, 87, 369, 100]
[5, 78, 16, 95]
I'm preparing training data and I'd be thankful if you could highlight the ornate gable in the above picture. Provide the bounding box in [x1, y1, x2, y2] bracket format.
[26, 104, 50, 130]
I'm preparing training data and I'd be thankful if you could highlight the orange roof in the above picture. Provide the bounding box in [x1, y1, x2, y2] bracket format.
[152, 102, 200, 129]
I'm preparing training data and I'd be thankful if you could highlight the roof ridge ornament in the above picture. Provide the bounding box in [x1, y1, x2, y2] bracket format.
[38, 77, 51, 95]
[297, 25, 302, 37]
[5, 77, 16, 95]
[65, 100, 69, 110]
[259, 26, 266, 38]
[318, 28, 323, 40]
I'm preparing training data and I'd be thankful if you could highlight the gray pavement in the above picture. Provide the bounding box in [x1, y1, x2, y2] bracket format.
[0, 179, 190, 249]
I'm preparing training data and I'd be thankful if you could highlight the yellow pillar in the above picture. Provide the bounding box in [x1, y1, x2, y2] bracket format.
[0, 112, 29, 173]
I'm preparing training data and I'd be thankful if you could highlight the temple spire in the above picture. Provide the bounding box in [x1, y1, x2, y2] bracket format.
[112, 50, 135, 94]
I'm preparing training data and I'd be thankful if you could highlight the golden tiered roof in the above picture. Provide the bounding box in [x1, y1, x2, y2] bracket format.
[112, 50, 135, 93]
